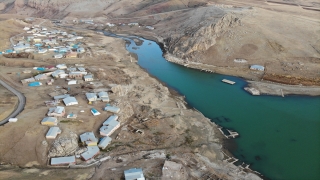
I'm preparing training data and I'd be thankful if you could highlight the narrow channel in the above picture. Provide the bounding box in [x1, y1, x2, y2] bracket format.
[105, 32, 320, 180]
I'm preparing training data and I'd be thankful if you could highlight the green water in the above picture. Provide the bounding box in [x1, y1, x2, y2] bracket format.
[121, 36, 320, 179]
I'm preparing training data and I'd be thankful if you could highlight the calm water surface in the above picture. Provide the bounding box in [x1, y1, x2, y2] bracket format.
[113, 34, 320, 180]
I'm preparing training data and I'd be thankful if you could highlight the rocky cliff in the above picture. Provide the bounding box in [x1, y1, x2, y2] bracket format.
[164, 13, 241, 60]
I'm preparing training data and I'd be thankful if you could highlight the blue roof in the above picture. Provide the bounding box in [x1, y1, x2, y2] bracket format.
[5, 49, 13, 53]
[37, 67, 46, 71]
[91, 108, 98, 113]
[28, 82, 41, 86]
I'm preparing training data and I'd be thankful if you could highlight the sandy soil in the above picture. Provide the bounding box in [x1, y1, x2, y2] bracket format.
[0, 85, 18, 120]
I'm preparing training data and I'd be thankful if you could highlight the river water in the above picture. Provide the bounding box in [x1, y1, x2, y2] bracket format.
[107, 32, 320, 180]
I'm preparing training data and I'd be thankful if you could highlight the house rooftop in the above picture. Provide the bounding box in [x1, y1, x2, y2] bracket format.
[124, 168, 145, 180]
[103, 115, 119, 126]
[46, 127, 61, 139]
[51, 156, 76, 166]
[81, 146, 100, 161]
[80, 132, 98, 145]
[98, 136, 112, 149]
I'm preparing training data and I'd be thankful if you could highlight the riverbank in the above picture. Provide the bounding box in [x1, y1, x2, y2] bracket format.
[164, 53, 320, 96]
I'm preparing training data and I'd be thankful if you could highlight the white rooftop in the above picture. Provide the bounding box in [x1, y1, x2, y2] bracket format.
[80, 132, 98, 145]
[81, 146, 100, 161]
[124, 168, 145, 180]
[98, 136, 112, 149]
[46, 127, 61, 139]
[51, 156, 76, 165]
[63, 97, 78, 106]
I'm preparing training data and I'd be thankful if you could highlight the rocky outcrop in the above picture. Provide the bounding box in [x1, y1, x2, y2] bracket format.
[48, 132, 85, 158]
[165, 13, 241, 60]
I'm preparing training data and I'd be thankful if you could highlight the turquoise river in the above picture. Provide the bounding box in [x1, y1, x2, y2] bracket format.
[108, 33, 320, 180]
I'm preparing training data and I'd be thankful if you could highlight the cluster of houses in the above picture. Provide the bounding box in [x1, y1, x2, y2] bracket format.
[2, 25, 85, 58]
[25, 63, 124, 166]
[21, 64, 94, 87]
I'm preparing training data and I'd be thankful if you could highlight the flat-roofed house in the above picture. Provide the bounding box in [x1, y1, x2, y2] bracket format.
[80, 146, 100, 161]
[250, 65, 265, 71]
[65, 52, 77, 58]
[46, 127, 61, 139]
[54, 94, 70, 100]
[41, 117, 58, 126]
[103, 105, 120, 113]
[52, 70, 65, 78]
[63, 97, 78, 106]
[47, 106, 65, 117]
[98, 136, 112, 149]
[51, 156, 76, 166]
[83, 74, 93, 81]
[21, 77, 35, 84]
[98, 91, 109, 102]
[86, 93, 97, 102]
[69, 71, 87, 78]
[80, 132, 98, 146]
[56, 64, 67, 69]
[124, 168, 145, 180]
[34, 74, 48, 81]
[100, 115, 120, 136]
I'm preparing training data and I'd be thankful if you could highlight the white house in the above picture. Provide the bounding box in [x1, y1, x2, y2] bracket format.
[100, 115, 120, 136]
[34, 74, 48, 81]
[250, 65, 265, 71]
[80, 146, 100, 161]
[86, 93, 97, 102]
[103, 105, 120, 113]
[68, 80, 77, 85]
[46, 127, 61, 139]
[63, 97, 78, 106]
[83, 74, 93, 81]
[98, 91, 109, 102]
[124, 168, 145, 180]
[98, 136, 112, 149]
[56, 64, 67, 69]
[80, 132, 98, 146]
[51, 156, 76, 166]
[47, 106, 65, 117]
[41, 117, 58, 126]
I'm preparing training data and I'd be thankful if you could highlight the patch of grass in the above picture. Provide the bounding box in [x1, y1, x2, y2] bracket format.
[185, 135, 194, 145]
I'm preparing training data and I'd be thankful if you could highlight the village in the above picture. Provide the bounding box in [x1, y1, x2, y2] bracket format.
[0, 16, 262, 180]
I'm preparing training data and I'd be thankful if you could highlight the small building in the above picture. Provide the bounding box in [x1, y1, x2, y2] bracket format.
[47, 106, 65, 117]
[124, 168, 145, 180]
[41, 117, 58, 126]
[63, 97, 78, 106]
[38, 49, 48, 54]
[9, 118, 18, 122]
[98, 91, 109, 102]
[250, 65, 265, 71]
[54, 94, 70, 100]
[83, 74, 93, 82]
[80, 146, 100, 161]
[46, 127, 61, 139]
[28, 82, 42, 87]
[69, 71, 87, 78]
[68, 80, 77, 85]
[145, 26, 155, 30]
[103, 105, 120, 113]
[67, 113, 77, 119]
[103, 115, 119, 126]
[21, 77, 35, 84]
[68, 67, 77, 72]
[53, 54, 63, 59]
[34, 74, 48, 81]
[91, 108, 100, 116]
[56, 64, 67, 69]
[100, 115, 120, 136]
[65, 52, 77, 58]
[80, 132, 98, 146]
[86, 93, 97, 102]
[98, 136, 112, 149]
[51, 156, 76, 166]
[78, 67, 86, 72]
[52, 70, 66, 78]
